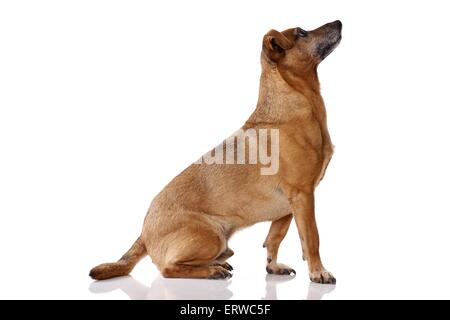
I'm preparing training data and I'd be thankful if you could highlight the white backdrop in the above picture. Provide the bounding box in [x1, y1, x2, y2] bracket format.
[1, 0, 450, 299]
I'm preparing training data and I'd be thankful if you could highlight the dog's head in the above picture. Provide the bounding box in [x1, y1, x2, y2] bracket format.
[262, 20, 342, 71]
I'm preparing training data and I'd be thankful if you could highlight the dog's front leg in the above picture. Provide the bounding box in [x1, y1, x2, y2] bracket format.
[263, 215, 296, 275]
[289, 191, 336, 284]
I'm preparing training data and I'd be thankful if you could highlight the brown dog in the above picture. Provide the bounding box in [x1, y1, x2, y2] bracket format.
[90, 20, 342, 284]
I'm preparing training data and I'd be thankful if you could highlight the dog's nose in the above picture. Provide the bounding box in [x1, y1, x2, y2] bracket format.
[332, 20, 342, 30]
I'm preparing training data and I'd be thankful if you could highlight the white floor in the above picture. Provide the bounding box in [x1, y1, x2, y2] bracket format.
[88, 272, 336, 300]
[3, 218, 450, 300]
[87, 258, 450, 300]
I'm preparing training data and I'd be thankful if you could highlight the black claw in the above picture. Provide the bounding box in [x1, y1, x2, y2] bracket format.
[224, 263, 233, 271]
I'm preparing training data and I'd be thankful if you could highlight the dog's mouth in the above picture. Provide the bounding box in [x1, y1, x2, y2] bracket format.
[315, 34, 341, 61]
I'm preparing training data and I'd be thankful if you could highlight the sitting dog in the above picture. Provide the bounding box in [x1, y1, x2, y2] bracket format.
[90, 20, 342, 284]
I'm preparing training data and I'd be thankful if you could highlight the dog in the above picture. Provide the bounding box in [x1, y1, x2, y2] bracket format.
[90, 20, 342, 284]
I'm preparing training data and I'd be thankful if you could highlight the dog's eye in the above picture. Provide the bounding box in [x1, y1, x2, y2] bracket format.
[296, 27, 308, 38]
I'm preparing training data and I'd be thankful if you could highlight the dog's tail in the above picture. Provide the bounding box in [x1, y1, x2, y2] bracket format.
[89, 237, 146, 280]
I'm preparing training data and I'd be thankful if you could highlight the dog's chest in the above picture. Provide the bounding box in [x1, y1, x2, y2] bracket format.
[277, 116, 333, 188]
[250, 186, 291, 222]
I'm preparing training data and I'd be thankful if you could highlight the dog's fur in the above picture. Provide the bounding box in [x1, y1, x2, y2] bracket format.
[90, 21, 342, 284]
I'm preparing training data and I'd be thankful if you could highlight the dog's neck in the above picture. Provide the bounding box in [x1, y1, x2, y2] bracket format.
[247, 60, 326, 124]
[246, 59, 332, 148]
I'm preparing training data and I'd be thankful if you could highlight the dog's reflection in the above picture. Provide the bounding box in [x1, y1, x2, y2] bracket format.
[89, 275, 233, 300]
[264, 274, 335, 300]
[305, 282, 336, 300]
[89, 274, 335, 300]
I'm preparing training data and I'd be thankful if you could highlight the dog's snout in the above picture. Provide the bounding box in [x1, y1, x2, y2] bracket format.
[333, 20, 342, 30]
[313, 20, 342, 61]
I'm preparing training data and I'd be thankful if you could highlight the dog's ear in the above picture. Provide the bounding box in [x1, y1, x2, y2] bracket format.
[262, 29, 294, 62]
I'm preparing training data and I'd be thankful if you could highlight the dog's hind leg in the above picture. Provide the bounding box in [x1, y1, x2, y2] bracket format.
[159, 225, 232, 279]
[263, 214, 296, 275]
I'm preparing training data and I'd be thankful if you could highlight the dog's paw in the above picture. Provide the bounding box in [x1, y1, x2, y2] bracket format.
[208, 266, 232, 279]
[266, 263, 296, 275]
[309, 270, 336, 284]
